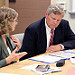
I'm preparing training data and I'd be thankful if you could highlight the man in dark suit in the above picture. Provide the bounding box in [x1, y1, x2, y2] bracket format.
[20, 4, 75, 60]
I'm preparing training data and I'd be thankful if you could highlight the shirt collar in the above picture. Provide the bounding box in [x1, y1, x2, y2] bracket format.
[45, 18, 51, 33]
[45, 18, 55, 33]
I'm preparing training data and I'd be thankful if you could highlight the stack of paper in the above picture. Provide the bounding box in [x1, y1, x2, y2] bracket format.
[29, 54, 65, 64]
[28, 50, 75, 64]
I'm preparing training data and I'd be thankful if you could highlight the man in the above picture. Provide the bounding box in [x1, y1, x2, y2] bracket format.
[20, 4, 75, 60]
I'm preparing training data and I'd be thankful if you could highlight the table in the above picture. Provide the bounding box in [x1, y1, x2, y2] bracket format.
[0, 53, 75, 75]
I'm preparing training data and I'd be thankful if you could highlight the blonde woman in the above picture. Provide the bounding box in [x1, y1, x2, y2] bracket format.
[0, 7, 27, 68]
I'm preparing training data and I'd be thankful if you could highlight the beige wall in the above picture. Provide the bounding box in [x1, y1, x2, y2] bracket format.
[9, 0, 51, 35]
[0, 0, 9, 7]
[54, 0, 75, 33]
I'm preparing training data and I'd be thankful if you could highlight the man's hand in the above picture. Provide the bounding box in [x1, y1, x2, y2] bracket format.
[46, 44, 63, 53]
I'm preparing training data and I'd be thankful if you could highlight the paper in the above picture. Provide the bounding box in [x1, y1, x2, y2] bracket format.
[0, 73, 17, 75]
[49, 50, 75, 58]
[63, 50, 75, 54]
[21, 64, 62, 75]
[28, 50, 75, 64]
[28, 54, 65, 64]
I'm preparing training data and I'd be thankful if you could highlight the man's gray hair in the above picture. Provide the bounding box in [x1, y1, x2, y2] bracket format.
[47, 4, 64, 17]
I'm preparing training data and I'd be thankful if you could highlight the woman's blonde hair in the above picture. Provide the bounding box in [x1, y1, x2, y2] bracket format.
[0, 7, 18, 35]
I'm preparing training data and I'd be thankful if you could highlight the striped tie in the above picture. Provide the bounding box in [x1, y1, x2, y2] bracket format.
[49, 29, 54, 46]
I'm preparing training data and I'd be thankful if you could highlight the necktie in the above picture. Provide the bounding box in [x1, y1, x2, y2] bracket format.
[49, 29, 54, 46]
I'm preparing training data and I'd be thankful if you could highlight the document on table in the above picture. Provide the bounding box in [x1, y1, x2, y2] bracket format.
[28, 54, 65, 64]
[28, 50, 75, 64]
[21, 64, 62, 75]
[49, 50, 75, 58]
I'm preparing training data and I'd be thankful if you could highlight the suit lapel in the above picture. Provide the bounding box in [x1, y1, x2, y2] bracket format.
[40, 17, 47, 52]
[53, 24, 63, 44]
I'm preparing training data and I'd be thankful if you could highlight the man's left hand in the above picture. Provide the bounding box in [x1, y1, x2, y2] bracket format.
[46, 44, 63, 53]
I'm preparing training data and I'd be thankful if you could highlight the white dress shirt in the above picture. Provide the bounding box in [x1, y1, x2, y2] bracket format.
[45, 18, 53, 49]
[45, 18, 64, 50]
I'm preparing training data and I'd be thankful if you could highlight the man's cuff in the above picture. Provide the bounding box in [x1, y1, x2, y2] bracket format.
[59, 44, 64, 50]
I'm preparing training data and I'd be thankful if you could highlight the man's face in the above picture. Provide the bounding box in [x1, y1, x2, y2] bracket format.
[46, 12, 63, 29]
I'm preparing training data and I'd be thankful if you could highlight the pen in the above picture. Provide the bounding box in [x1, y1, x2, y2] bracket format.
[63, 58, 70, 60]
[28, 59, 40, 62]
[28, 58, 51, 64]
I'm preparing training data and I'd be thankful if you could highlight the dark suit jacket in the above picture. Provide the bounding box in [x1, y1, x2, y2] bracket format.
[0, 35, 14, 68]
[20, 17, 75, 60]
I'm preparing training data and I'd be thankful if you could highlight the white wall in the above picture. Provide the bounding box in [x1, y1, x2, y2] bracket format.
[54, 0, 75, 33]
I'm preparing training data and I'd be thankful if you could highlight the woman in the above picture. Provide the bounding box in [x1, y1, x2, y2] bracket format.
[0, 7, 27, 68]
